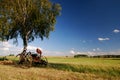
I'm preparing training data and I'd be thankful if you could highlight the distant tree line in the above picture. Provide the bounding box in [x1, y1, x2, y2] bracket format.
[74, 54, 120, 58]
[9, 54, 15, 56]
[92, 55, 120, 58]
[74, 54, 88, 58]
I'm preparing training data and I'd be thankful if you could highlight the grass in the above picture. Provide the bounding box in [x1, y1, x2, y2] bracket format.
[0, 64, 105, 80]
[0, 56, 120, 80]
[48, 57, 120, 77]
[48, 57, 120, 66]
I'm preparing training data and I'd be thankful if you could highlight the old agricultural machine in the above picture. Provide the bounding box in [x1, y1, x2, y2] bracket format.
[16, 48, 48, 67]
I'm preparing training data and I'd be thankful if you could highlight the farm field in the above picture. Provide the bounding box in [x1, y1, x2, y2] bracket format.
[0, 56, 120, 80]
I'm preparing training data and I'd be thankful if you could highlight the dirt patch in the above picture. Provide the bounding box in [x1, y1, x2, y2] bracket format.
[0, 60, 14, 65]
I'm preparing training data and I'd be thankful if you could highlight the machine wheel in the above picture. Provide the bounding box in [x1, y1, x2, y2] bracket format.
[40, 56, 48, 66]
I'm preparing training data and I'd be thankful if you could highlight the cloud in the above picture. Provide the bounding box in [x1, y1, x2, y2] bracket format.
[0, 41, 11, 51]
[70, 50, 75, 55]
[8, 46, 42, 55]
[98, 37, 110, 41]
[0, 40, 119, 56]
[3, 47, 9, 51]
[0, 42, 67, 56]
[93, 48, 101, 52]
[43, 50, 69, 56]
[0, 41, 24, 56]
[108, 50, 120, 55]
[0, 42, 43, 56]
[70, 51, 95, 56]
[82, 40, 86, 43]
[1, 41, 11, 48]
[80, 40, 92, 43]
[27, 45, 37, 50]
[0, 41, 12, 56]
[113, 29, 120, 33]
[77, 50, 120, 56]
[76, 52, 87, 55]
[68, 48, 120, 56]
[27, 45, 42, 51]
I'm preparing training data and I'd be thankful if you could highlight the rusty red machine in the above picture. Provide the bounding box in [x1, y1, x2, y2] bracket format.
[16, 49, 48, 66]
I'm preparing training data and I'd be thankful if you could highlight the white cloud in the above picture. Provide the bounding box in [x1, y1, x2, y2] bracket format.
[98, 37, 110, 41]
[93, 49, 96, 51]
[43, 50, 68, 56]
[76, 52, 87, 55]
[113, 29, 120, 33]
[96, 48, 100, 50]
[87, 51, 96, 56]
[68, 48, 120, 56]
[27, 45, 37, 50]
[1, 41, 11, 48]
[108, 50, 120, 55]
[89, 50, 120, 56]
[93, 48, 101, 52]
[0, 40, 120, 56]
[0, 41, 11, 56]
[81, 50, 120, 56]
[27, 45, 42, 51]
[0, 43, 43, 56]
[0, 41, 24, 56]
[0, 41, 11, 51]
[70, 50, 75, 55]
[3, 47, 9, 51]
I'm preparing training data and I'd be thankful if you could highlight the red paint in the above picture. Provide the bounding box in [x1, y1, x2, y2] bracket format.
[36, 48, 42, 54]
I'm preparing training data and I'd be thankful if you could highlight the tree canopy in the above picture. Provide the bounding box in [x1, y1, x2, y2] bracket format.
[0, 0, 61, 50]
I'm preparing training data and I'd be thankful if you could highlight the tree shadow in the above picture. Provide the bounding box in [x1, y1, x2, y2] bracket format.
[48, 63, 79, 72]
[0, 60, 77, 72]
[0, 57, 78, 72]
[111, 58, 120, 60]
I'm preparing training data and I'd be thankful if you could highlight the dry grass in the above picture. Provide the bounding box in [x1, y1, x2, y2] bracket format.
[0, 60, 14, 65]
[0, 64, 119, 80]
[0, 56, 120, 80]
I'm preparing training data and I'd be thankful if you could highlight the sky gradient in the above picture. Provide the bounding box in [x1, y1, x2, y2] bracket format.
[0, 0, 120, 56]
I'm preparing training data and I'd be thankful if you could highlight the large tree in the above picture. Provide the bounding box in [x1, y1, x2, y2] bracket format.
[0, 0, 61, 51]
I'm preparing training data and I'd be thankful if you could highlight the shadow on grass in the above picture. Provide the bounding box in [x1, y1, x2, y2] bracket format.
[47, 63, 120, 77]
[48, 63, 100, 73]
[48, 63, 79, 72]
[111, 58, 120, 60]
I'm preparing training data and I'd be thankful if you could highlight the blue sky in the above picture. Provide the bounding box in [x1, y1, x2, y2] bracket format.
[0, 0, 120, 56]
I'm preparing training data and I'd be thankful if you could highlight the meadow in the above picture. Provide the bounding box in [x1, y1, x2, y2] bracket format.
[0, 56, 120, 80]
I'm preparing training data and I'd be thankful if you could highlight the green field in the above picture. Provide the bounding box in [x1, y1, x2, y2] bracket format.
[48, 57, 120, 79]
[0, 56, 120, 80]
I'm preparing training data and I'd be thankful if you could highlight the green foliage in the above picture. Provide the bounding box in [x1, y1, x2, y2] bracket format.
[0, 0, 61, 49]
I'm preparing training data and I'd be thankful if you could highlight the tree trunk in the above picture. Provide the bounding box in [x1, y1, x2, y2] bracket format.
[23, 35, 28, 51]
[22, 30, 31, 51]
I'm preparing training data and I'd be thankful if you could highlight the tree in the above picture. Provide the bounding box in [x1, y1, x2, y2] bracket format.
[0, 0, 61, 51]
